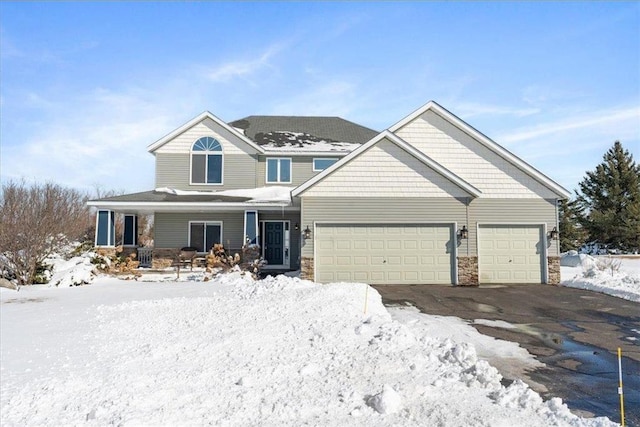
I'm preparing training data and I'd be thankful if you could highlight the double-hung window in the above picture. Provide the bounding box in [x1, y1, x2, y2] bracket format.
[266, 158, 291, 183]
[189, 221, 222, 253]
[191, 137, 223, 184]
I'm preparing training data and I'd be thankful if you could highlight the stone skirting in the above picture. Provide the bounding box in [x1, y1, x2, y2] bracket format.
[301, 257, 314, 281]
[95, 247, 116, 258]
[457, 256, 479, 286]
[547, 256, 561, 285]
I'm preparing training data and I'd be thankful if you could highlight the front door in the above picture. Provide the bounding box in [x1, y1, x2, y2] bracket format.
[265, 222, 284, 265]
[263, 221, 290, 267]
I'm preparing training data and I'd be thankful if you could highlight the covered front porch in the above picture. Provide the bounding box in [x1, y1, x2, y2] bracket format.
[87, 188, 303, 271]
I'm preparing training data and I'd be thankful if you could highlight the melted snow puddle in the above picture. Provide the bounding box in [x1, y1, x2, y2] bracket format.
[510, 323, 640, 425]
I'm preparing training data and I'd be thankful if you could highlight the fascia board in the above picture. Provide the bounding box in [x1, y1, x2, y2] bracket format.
[390, 101, 571, 199]
[262, 151, 351, 157]
[147, 111, 265, 154]
[388, 100, 437, 133]
[87, 201, 295, 212]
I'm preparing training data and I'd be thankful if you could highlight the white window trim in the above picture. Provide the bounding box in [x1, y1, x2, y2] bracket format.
[189, 137, 224, 186]
[312, 157, 338, 172]
[265, 157, 292, 184]
[94, 209, 115, 247]
[123, 214, 137, 247]
[243, 210, 259, 246]
[187, 220, 223, 253]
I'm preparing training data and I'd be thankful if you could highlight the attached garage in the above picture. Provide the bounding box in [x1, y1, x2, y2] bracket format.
[315, 224, 455, 285]
[478, 225, 545, 284]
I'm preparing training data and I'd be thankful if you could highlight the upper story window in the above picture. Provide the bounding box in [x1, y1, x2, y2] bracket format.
[266, 158, 291, 184]
[191, 137, 223, 185]
[313, 158, 338, 171]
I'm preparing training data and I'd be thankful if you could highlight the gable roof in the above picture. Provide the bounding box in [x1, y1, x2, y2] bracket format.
[292, 130, 482, 198]
[229, 116, 378, 153]
[389, 101, 571, 198]
[147, 111, 264, 153]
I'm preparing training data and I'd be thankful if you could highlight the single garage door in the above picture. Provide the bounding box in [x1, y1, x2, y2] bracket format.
[315, 224, 454, 285]
[478, 225, 544, 284]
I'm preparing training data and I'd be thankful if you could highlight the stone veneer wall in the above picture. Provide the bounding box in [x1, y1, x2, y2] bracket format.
[457, 256, 479, 286]
[547, 256, 561, 285]
[95, 247, 116, 258]
[301, 257, 314, 281]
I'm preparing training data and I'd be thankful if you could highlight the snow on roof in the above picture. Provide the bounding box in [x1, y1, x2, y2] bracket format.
[155, 186, 293, 203]
[258, 131, 361, 152]
[229, 116, 378, 153]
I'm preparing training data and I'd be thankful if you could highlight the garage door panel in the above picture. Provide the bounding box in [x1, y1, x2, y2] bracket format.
[479, 225, 544, 284]
[316, 224, 454, 285]
[353, 240, 368, 250]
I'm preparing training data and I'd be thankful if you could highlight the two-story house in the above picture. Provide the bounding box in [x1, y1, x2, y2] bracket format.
[89, 101, 570, 285]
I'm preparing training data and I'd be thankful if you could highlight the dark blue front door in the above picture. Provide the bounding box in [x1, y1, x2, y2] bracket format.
[264, 222, 284, 265]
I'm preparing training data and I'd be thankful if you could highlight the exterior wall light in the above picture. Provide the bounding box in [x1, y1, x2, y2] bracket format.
[294, 223, 299, 231]
[548, 226, 559, 240]
[303, 225, 312, 240]
[458, 225, 468, 240]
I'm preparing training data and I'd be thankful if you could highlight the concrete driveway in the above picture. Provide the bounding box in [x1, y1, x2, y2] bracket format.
[373, 284, 640, 423]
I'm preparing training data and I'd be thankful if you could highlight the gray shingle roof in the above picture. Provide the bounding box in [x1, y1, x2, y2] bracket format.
[229, 116, 378, 149]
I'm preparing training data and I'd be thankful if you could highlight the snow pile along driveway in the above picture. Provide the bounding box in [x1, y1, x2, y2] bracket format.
[561, 253, 640, 302]
[1, 273, 615, 426]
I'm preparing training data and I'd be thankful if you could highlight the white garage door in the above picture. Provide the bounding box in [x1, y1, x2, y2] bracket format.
[478, 225, 544, 284]
[315, 224, 454, 285]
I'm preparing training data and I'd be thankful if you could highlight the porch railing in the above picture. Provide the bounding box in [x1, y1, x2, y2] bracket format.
[137, 247, 153, 268]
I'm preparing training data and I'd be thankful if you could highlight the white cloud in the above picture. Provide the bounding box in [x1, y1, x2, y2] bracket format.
[206, 43, 284, 83]
[500, 106, 640, 144]
[452, 101, 541, 118]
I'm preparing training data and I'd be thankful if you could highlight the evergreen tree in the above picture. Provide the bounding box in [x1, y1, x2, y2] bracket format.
[575, 141, 640, 252]
[558, 199, 586, 252]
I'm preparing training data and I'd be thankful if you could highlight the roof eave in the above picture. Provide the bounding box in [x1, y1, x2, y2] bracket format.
[292, 130, 481, 198]
[87, 200, 296, 212]
[390, 101, 571, 199]
[147, 111, 265, 154]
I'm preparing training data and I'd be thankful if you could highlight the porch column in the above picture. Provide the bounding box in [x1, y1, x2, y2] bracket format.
[95, 209, 115, 247]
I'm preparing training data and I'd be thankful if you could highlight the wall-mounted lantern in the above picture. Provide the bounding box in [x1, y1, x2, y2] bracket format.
[294, 223, 300, 231]
[303, 225, 312, 240]
[457, 225, 468, 240]
[548, 226, 559, 240]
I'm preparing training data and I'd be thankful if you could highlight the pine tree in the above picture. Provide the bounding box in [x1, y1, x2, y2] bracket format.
[575, 141, 640, 252]
[558, 199, 587, 252]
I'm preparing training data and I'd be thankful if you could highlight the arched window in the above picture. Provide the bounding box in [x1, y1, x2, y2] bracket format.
[191, 137, 223, 184]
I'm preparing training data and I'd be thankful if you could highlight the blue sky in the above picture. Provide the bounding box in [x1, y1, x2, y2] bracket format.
[1, 1, 638, 196]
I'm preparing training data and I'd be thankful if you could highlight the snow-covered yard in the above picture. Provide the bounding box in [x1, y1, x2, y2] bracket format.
[560, 253, 640, 302]
[1, 258, 626, 426]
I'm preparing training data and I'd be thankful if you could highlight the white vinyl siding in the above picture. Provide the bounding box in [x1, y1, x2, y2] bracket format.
[303, 139, 471, 198]
[316, 224, 454, 285]
[394, 110, 559, 198]
[478, 225, 545, 284]
[156, 153, 256, 191]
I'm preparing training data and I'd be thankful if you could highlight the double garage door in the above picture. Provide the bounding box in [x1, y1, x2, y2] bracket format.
[478, 225, 544, 284]
[315, 224, 454, 285]
[315, 223, 546, 285]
